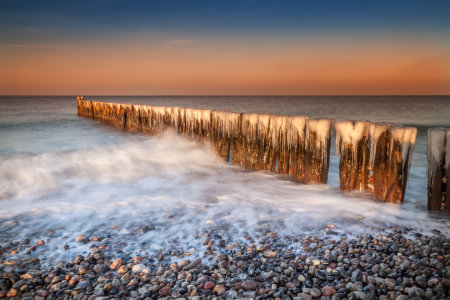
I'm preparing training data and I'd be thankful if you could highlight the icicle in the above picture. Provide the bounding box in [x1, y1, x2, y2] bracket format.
[287, 116, 309, 149]
[242, 114, 260, 140]
[257, 114, 273, 138]
[271, 115, 289, 149]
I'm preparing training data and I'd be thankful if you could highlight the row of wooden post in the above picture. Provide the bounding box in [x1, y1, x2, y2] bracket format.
[77, 97, 435, 207]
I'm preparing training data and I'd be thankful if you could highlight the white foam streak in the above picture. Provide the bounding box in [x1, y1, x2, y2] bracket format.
[0, 133, 447, 260]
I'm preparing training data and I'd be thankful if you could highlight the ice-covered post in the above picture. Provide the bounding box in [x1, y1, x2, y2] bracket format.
[304, 118, 335, 184]
[176, 107, 186, 135]
[138, 105, 151, 134]
[211, 111, 230, 161]
[242, 114, 260, 170]
[427, 128, 450, 212]
[257, 114, 275, 171]
[335, 120, 371, 191]
[125, 105, 141, 132]
[114, 104, 128, 130]
[272, 116, 290, 174]
[77, 98, 94, 118]
[383, 126, 417, 203]
[369, 123, 391, 199]
[288, 116, 309, 183]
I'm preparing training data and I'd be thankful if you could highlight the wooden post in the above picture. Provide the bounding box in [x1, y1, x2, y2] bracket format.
[138, 105, 150, 134]
[211, 111, 231, 161]
[176, 107, 184, 134]
[190, 109, 212, 143]
[125, 105, 141, 132]
[335, 120, 370, 191]
[304, 118, 335, 184]
[115, 104, 127, 130]
[427, 128, 450, 211]
[78, 99, 93, 118]
[288, 116, 309, 183]
[257, 114, 275, 171]
[230, 114, 244, 167]
[383, 126, 417, 203]
[242, 114, 260, 170]
[370, 124, 390, 199]
[272, 116, 290, 174]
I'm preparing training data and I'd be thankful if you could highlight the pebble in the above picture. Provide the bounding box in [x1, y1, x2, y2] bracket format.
[204, 282, 215, 290]
[159, 286, 172, 296]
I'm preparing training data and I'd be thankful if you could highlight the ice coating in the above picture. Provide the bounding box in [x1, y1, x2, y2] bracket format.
[287, 116, 309, 148]
[176, 107, 186, 129]
[390, 126, 417, 172]
[305, 118, 335, 167]
[242, 113, 260, 139]
[152, 106, 167, 128]
[185, 108, 194, 131]
[212, 111, 242, 137]
[257, 114, 273, 137]
[306, 119, 335, 148]
[272, 115, 290, 148]
[427, 128, 448, 183]
[335, 120, 370, 161]
[369, 123, 390, 167]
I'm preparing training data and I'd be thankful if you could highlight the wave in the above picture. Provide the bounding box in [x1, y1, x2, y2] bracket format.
[0, 132, 448, 261]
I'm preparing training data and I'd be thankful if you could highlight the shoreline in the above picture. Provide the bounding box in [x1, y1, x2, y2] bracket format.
[1, 225, 449, 300]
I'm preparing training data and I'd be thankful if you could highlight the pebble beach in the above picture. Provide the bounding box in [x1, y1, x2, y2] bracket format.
[2, 221, 450, 300]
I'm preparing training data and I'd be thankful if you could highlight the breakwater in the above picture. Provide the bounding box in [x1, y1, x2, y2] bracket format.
[77, 97, 427, 206]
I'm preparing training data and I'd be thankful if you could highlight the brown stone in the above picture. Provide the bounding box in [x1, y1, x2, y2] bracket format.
[110, 258, 122, 270]
[117, 265, 127, 274]
[204, 282, 215, 290]
[159, 286, 172, 296]
[213, 285, 225, 295]
[6, 289, 17, 298]
[264, 251, 277, 258]
[257, 288, 272, 295]
[322, 286, 336, 296]
[35, 240, 45, 246]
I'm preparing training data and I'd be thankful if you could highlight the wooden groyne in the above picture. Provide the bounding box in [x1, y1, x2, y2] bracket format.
[77, 97, 423, 204]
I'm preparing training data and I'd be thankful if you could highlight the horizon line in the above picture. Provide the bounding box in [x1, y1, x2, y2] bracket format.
[1, 94, 449, 97]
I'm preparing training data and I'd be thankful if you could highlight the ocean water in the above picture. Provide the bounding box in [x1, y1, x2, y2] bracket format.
[0, 95, 449, 263]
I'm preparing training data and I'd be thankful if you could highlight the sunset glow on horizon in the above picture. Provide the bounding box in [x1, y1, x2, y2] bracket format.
[1, 1, 449, 95]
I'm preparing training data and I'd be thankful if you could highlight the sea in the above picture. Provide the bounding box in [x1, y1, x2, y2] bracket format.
[1, 95, 450, 263]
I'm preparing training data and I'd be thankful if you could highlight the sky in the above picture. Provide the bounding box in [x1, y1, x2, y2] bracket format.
[0, 0, 449, 95]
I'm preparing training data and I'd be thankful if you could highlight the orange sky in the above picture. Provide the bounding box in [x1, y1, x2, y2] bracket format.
[1, 36, 449, 95]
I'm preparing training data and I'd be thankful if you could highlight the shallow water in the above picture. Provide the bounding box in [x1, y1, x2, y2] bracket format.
[0, 96, 449, 262]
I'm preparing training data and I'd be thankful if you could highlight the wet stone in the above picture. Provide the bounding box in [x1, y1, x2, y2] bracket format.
[159, 286, 172, 296]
